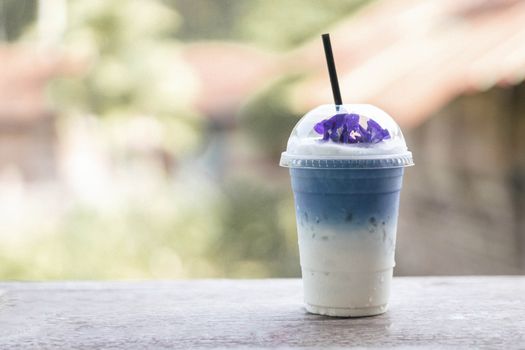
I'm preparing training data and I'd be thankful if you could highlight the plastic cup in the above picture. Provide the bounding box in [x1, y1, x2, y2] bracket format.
[280, 104, 413, 317]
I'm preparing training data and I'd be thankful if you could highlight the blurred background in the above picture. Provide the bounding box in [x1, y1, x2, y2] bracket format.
[0, 0, 524, 280]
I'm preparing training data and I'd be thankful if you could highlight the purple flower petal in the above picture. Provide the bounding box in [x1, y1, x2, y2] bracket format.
[313, 112, 390, 145]
[314, 118, 335, 136]
[345, 114, 359, 132]
[329, 130, 339, 142]
[367, 118, 382, 132]
[340, 125, 349, 143]
[333, 114, 346, 129]
[345, 113, 359, 124]
[348, 132, 359, 143]
[367, 119, 390, 143]
[314, 122, 325, 134]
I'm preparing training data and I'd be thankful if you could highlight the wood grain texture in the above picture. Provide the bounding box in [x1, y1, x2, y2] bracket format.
[0, 277, 524, 349]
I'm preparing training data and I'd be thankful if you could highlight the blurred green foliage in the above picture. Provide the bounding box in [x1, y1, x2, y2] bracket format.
[0, 0, 371, 279]
[168, 0, 251, 42]
[236, 0, 372, 50]
[51, 0, 196, 119]
[0, 174, 298, 279]
[172, 0, 372, 50]
[240, 75, 304, 158]
[0, 176, 223, 279]
[0, 0, 36, 42]
[212, 178, 299, 277]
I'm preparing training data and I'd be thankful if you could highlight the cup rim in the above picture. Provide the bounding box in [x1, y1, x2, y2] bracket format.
[280, 151, 414, 169]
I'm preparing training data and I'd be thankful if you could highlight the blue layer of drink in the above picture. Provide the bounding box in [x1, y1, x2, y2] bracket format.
[290, 166, 404, 317]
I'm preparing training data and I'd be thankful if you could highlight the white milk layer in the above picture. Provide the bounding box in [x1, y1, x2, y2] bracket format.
[297, 223, 396, 317]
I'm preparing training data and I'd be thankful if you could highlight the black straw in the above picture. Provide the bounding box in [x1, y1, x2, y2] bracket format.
[321, 33, 343, 106]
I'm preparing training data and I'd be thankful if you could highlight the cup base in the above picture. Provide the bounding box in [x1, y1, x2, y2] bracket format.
[305, 303, 388, 317]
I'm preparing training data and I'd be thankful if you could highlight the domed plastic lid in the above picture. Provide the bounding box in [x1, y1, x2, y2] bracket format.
[280, 104, 414, 169]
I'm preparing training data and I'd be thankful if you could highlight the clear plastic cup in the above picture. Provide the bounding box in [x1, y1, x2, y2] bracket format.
[280, 104, 413, 317]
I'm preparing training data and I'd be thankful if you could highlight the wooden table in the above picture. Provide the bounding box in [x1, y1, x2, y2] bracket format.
[0, 277, 524, 349]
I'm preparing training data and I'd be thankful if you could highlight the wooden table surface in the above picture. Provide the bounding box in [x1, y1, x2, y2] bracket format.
[0, 277, 524, 349]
